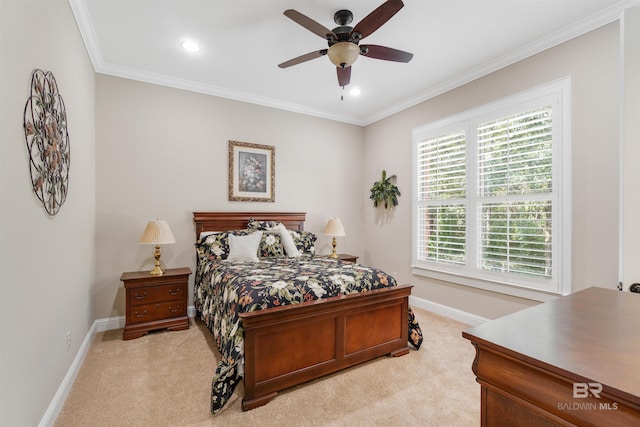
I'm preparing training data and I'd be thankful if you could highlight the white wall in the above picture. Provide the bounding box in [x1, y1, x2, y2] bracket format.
[94, 75, 365, 319]
[0, 0, 96, 425]
[363, 22, 622, 319]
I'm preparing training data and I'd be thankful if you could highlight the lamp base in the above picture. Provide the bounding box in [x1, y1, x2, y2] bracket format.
[149, 245, 164, 275]
[149, 265, 164, 276]
[329, 237, 338, 258]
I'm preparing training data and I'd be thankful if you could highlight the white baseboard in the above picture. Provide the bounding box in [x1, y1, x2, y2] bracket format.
[409, 295, 489, 326]
[38, 320, 97, 427]
[95, 315, 125, 332]
[40, 300, 479, 426]
[39, 307, 200, 425]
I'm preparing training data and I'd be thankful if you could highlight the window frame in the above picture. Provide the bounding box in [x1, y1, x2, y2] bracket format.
[411, 78, 572, 302]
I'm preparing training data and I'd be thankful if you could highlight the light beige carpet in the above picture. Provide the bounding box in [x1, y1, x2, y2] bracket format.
[55, 308, 480, 426]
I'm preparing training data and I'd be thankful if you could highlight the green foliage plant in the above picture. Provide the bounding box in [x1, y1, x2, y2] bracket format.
[370, 170, 401, 209]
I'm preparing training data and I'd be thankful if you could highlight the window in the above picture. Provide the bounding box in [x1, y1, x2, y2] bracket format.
[412, 79, 571, 300]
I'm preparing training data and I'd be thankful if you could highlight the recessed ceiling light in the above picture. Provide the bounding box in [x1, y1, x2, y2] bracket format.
[181, 40, 200, 53]
[349, 87, 361, 96]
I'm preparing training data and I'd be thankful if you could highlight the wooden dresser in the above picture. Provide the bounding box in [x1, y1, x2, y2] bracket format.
[120, 267, 191, 340]
[463, 287, 640, 426]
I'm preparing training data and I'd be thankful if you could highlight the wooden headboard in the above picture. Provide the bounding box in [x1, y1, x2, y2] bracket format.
[193, 212, 306, 238]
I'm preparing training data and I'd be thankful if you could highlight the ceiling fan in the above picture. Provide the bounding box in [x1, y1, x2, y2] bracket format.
[278, 0, 413, 88]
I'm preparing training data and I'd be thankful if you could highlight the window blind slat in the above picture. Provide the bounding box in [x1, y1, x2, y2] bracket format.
[480, 198, 552, 279]
[417, 204, 466, 265]
[478, 105, 553, 199]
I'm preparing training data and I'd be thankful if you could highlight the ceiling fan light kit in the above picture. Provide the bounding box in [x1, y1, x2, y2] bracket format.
[328, 42, 360, 68]
[279, 0, 413, 88]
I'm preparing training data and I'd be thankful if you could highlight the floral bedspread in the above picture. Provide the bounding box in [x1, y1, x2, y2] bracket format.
[194, 256, 423, 414]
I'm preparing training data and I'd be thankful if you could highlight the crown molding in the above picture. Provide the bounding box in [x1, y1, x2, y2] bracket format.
[97, 62, 367, 125]
[68, 0, 104, 70]
[363, 0, 639, 125]
[69, 0, 638, 127]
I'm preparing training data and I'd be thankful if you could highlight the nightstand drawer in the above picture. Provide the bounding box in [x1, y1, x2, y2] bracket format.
[129, 283, 186, 306]
[129, 301, 186, 324]
[337, 254, 358, 263]
[121, 267, 192, 340]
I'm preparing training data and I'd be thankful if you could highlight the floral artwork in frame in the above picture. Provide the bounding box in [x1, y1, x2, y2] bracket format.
[228, 140, 275, 202]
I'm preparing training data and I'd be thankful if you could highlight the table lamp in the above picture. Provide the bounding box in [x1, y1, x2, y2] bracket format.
[323, 217, 345, 258]
[139, 219, 175, 275]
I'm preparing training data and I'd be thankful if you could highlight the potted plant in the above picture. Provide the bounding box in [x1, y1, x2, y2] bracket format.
[369, 170, 401, 209]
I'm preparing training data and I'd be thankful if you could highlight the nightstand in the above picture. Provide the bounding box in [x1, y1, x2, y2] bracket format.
[327, 254, 358, 263]
[120, 267, 191, 340]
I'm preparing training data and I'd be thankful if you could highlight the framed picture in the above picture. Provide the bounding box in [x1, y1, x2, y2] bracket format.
[228, 140, 275, 202]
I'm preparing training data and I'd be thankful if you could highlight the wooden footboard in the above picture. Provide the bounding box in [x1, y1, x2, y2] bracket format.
[240, 284, 412, 410]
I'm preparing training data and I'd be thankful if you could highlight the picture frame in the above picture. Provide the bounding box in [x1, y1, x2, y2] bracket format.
[228, 140, 275, 202]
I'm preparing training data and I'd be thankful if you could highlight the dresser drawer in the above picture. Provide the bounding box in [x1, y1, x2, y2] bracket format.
[129, 301, 186, 324]
[129, 283, 186, 306]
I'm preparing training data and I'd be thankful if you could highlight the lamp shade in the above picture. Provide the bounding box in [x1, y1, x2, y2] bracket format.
[139, 220, 176, 245]
[327, 42, 360, 68]
[323, 218, 346, 237]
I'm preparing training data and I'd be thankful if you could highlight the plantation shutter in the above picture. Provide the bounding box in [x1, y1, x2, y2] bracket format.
[416, 130, 467, 265]
[476, 106, 553, 279]
[413, 80, 569, 297]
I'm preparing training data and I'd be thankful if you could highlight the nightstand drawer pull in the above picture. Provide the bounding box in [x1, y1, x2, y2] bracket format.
[168, 305, 181, 313]
[134, 309, 148, 318]
[134, 291, 148, 300]
[168, 288, 182, 296]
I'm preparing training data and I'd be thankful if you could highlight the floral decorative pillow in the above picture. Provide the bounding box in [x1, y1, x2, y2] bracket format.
[245, 219, 316, 255]
[290, 230, 317, 255]
[195, 229, 251, 262]
[247, 218, 279, 231]
[259, 231, 284, 258]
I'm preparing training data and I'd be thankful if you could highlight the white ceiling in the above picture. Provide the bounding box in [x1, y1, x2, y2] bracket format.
[70, 0, 633, 125]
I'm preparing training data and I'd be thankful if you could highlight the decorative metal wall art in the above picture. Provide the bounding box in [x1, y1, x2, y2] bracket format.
[23, 69, 70, 215]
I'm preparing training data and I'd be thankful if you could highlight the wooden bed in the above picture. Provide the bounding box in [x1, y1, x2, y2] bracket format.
[193, 211, 412, 411]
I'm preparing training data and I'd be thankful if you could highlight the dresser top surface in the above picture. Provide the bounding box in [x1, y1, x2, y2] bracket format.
[463, 287, 640, 402]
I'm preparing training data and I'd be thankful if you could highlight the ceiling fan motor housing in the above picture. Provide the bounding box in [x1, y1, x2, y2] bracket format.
[329, 10, 362, 46]
[334, 9, 353, 25]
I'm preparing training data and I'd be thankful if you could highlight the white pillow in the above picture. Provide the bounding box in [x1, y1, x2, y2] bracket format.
[275, 223, 300, 257]
[227, 231, 263, 262]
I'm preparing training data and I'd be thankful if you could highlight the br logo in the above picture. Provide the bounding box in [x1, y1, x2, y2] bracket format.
[573, 382, 602, 398]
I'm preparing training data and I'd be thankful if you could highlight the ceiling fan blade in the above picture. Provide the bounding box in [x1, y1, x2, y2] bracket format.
[284, 9, 337, 41]
[337, 66, 351, 87]
[350, 0, 404, 40]
[278, 50, 328, 68]
[360, 44, 413, 62]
